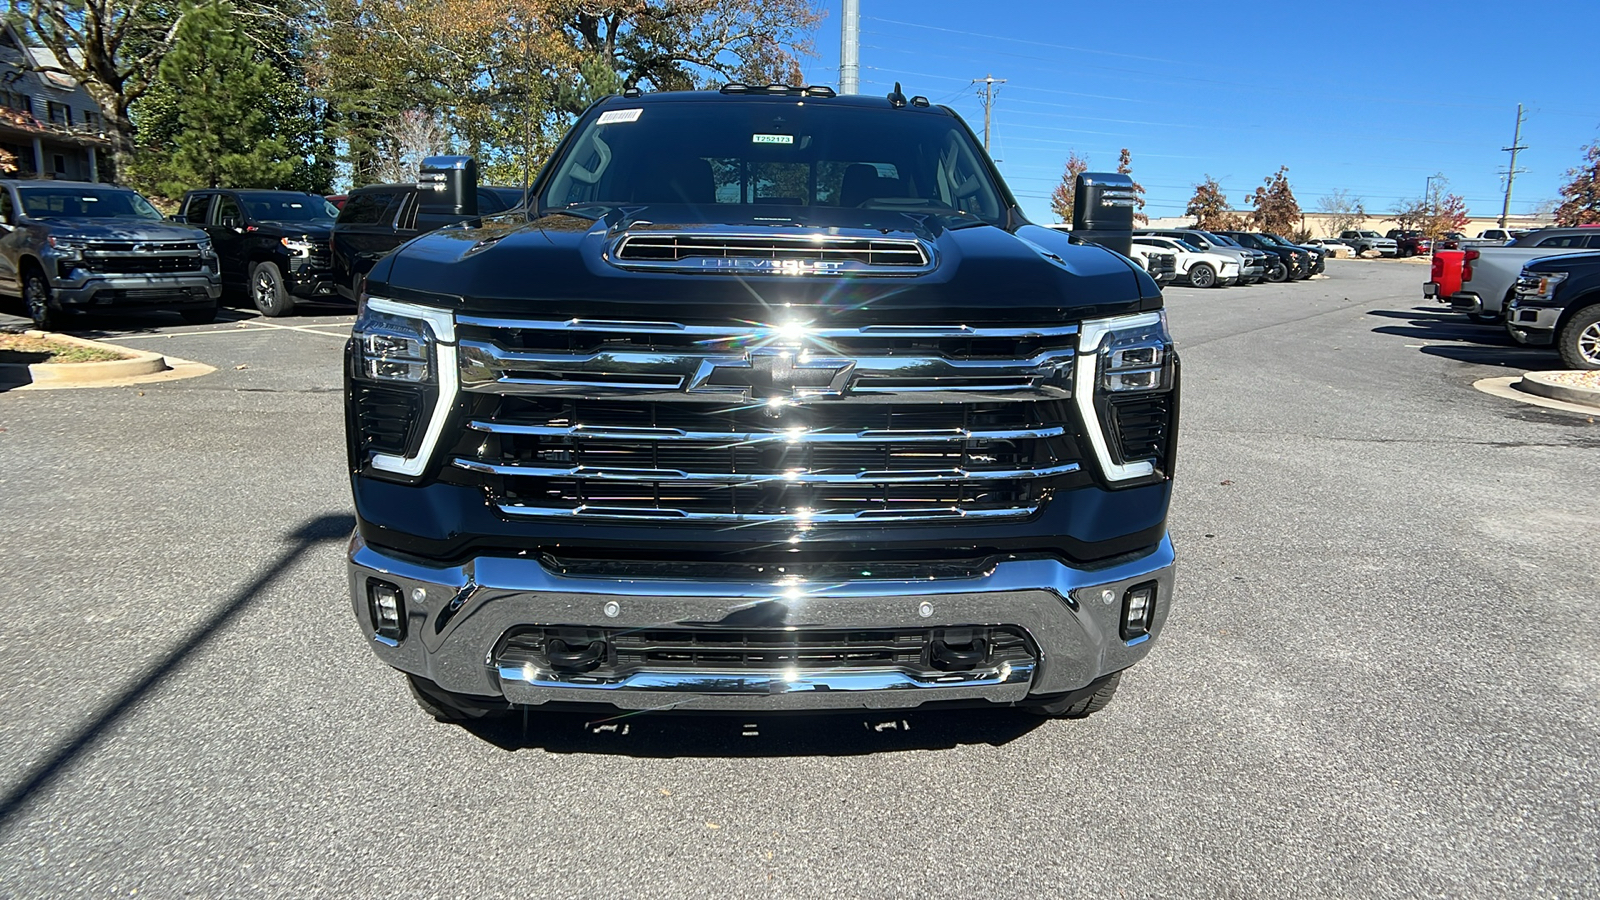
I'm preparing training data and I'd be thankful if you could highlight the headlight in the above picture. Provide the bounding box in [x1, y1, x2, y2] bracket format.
[348, 295, 458, 478]
[47, 236, 85, 259]
[196, 239, 215, 256]
[1076, 311, 1179, 483]
[1515, 271, 1567, 302]
[281, 237, 315, 257]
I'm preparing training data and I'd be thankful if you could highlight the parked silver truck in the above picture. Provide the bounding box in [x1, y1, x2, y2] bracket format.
[1425, 227, 1600, 322]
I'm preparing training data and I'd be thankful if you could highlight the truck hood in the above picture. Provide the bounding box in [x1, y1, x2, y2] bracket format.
[25, 217, 209, 242]
[254, 221, 334, 240]
[375, 207, 1159, 325]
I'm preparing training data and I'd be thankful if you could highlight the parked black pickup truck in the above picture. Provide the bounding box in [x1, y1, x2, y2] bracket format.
[330, 181, 526, 300]
[0, 179, 220, 328]
[1507, 252, 1600, 369]
[345, 86, 1180, 725]
[177, 189, 340, 317]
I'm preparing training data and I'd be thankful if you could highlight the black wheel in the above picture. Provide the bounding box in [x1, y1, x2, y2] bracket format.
[1026, 671, 1122, 718]
[405, 674, 510, 722]
[23, 269, 60, 330]
[1264, 261, 1289, 283]
[1557, 305, 1600, 370]
[180, 304, 218, 325]
[1188, 262, 1216, 288]
[249, 261, 295, 317]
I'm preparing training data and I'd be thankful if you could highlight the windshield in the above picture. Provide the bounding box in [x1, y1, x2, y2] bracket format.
[241, 192, 338, 222]
[1174, 239, 1205, 253]
[1209, 233, 1242, 248]
[542, 99, 1009, 227]
[20, 187, 163, 220]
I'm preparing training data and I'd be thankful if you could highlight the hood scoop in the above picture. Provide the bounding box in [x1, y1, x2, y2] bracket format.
[609, 231, 933, 277]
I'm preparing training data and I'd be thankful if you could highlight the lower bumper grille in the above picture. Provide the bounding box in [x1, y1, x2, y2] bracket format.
[495, 625, 1036, 677]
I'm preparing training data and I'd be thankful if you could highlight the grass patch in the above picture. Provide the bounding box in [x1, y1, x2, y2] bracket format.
[0, 333, 132, 364]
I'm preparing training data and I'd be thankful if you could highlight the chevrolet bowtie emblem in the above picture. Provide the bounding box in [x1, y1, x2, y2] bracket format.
[689, 349, 856, 398]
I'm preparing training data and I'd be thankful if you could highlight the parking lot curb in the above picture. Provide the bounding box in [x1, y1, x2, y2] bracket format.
[1, 330, 215, 390]
[1516, 371, 1600, 409]
[1473, 375, 1599, 416]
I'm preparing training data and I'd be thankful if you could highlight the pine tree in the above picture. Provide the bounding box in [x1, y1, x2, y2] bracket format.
[1555, 140, 1600, 226]
[142, 1, 295, 198]
[1049, 151, 1089, 224]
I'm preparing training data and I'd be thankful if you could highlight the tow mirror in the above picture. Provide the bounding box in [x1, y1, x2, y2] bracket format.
[417, 155, 479, 222]
[1070, 172, 1136, 257]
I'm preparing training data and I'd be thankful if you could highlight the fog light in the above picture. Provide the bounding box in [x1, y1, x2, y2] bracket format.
[1121, 581, 1157, 640]
[368, 579, 406, 642]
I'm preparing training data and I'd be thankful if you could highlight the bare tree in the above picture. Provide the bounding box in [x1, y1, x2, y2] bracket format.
[370, 109, 452, 184]
[1316, 189, 1366, 237]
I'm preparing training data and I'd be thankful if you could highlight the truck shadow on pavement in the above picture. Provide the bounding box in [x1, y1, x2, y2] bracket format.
[463, 706, 1046, 757]
[1367, 306, 1554, 369]
[0, 513, 355, 836]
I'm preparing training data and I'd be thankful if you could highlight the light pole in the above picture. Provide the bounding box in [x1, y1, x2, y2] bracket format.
[1424, 175, 1438, 258]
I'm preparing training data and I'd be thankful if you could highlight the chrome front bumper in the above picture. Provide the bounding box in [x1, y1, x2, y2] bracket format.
[348, 533, 1177, 712]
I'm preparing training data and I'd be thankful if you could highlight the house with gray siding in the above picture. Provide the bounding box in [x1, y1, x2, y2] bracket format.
[0, 23, 110, 182]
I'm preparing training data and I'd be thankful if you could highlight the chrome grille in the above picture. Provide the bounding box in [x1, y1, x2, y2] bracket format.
[609, 231, 932, 275]
[450, 317, 1084, 525]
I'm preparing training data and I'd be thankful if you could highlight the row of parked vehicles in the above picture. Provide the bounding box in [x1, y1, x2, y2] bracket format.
[1125, 228, 1327, 288]
[1425, 226, 1600, 369]
[0, 175, 526, 327]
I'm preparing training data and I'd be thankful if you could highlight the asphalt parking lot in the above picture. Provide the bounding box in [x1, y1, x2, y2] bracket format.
[1, 261, 1596, 898]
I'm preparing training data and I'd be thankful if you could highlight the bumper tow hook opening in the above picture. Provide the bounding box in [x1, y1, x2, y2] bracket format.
[546, 639, 607, 673]
[930, 637, 988, 671]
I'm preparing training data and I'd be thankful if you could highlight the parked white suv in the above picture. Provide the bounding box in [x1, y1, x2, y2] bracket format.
[1132, 236, 1239, 288]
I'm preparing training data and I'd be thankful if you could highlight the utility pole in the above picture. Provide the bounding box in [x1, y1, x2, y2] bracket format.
[974, 74, 1006, 153]
[1499, 103, 1528, 228]
[839, 0, 859, 95]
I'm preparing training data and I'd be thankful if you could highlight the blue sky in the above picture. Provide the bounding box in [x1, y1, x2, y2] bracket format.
[796, 1, 1600, 224]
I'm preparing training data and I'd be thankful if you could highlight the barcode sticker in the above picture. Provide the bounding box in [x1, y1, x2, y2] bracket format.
[598, 109, 643, 124]
[752, 134, 795, 145]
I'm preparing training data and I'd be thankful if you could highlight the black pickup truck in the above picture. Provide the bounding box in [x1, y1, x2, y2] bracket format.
[345, 86, 1180, 724]
[177, 189, 340, 317]
[330, 181, 526, 300]
[1507, 252, 1600, 369]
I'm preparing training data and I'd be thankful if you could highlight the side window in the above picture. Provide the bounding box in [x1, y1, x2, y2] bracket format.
[1536, 235, 1583, 248]
[186, 193, 213, 225]
[337, 191, 397, 226]
[0, 188, 12, 223]
[214, 194, 242, 226]
[1586, 235, 1600, 249]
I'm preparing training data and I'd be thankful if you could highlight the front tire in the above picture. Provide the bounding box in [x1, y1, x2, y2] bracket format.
[1188, 263, 1216, 288]
[23, 270, 61, 330]
[1557, 305, 1600, 370]
[1026, 671, 1122, 719]
[1264, 261, 1289, 283]
[249, 262, 295, 317]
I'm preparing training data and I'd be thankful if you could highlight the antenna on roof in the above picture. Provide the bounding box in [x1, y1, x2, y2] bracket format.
[887, 82, 907, 109]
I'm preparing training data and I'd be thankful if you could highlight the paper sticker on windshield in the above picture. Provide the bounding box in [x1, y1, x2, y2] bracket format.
[752, 134, 795, 145]
[597, 109, 642, 125]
